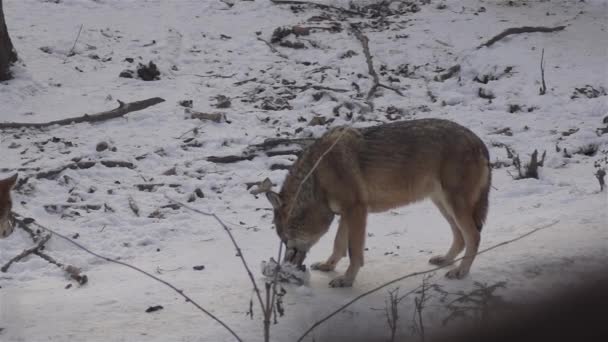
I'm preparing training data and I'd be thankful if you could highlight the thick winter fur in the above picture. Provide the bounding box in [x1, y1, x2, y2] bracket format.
[0, 174, 17, 239]
[267, 119, 491, 287]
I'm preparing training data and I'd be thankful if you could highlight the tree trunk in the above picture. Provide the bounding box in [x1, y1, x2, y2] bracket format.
[0, 0, 18, 81]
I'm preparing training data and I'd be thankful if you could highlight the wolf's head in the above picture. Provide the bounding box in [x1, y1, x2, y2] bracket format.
[0, 174, 18, 239]
[266, 170, 334, 267]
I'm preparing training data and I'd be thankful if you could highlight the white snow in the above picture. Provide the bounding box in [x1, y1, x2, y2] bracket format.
[1, 0, 607, 341]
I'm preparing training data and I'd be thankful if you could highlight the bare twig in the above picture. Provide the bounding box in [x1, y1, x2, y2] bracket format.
[249, 137, 316, 151]
[33, 160, 135, 180]
[350, 24, 403, 105]
[63, 24, 83, 63]
[192, 73, 237, 79]
[0, 97, 165, 129]
[411, 274, 433, 342]
[434, 65, 461, 82]
[478, 26, 566, 49]
[127, 195, 140, 217]
[296, 220, 560, 341]
[1, 233, 51, 272]
[207, 154, 255, 164]
[163, 195, 267, 338]
[539, 48, 547, 95]
[269, 0, 364, 16]
[11, 212, 242, 342]
[595, 169, 606, 191]
[284, 84, 350, 93]
[384, 288, 404, 342]
[257, 37, 288, 59]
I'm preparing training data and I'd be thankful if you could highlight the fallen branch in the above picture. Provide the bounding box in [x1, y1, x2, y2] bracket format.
[164, 195, 269, 341]
[34, 251, 88, 285]
[257, 38, 288, 59]
[296, 220, 560, 341]
[350, 24, 403, 104]
[478, 26, 566, 49]
[434, 65, 461, 82]
[11, 212, 242, 342]
[284, 84, 350, 93]
[207, 154, 255, 164]
[248, 137, 315, 151]
[63, 24, 83, 63]
[192, 73, 237, 79]
[539, 48, 547, 95]
[1, 233, 51, 272]
[0, 97, 165, 129]
[128, 195, 140, 217]
[270, 0, 364, 17]
[35, 160, 135, 180]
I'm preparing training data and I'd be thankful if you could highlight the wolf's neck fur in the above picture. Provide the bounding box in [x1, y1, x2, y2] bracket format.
[279, 143, 320, 217]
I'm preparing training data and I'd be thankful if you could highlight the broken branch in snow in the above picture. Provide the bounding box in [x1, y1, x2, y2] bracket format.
[127, 195, 140, 217]
[595, 169, 606, 191]
[34, 251, 88, 285]
[192, 73, 237, 79]
[296, 220, 560, 342]
[164, 196, 269, 338]
[434, 65, 461, 82]
[10, 212, 242, 342]
[0, 97, 165, 129]
[1, 233, 51, 272]
[269, 0, 364, 17]
[63, 24, 83, 63]
[350, 24, 403, 104]
[539, 48, 547, 95]
[284, 84, 350, 93]
[7, 217, 89, 284]
[249, 137, 316, 151]
[207, 154, 254, 164]
[478, 26, 566, 49]
[34, 160, 135, 180]
[257, 37, 288, 59]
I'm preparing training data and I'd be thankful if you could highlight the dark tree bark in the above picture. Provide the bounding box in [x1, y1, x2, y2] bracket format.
[0, 0, 18, 81]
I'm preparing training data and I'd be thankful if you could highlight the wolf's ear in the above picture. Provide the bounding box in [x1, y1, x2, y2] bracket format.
[0, 174, 18, 189]
[266, 191, 282, 209]
[8, 174, 18, 188]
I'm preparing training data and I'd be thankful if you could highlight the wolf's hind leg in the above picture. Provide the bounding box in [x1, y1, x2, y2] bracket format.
[429, 196, 465, 266]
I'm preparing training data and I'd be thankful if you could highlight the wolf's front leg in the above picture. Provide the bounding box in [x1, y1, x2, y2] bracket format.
[311, 218, 348, 272]
[329, 205, 367, 288]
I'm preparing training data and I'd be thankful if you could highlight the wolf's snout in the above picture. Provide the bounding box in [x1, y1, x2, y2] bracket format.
[284, 247, 307, 266]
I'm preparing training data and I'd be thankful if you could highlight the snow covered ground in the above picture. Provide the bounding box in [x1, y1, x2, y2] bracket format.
[1, 0, 607, 341]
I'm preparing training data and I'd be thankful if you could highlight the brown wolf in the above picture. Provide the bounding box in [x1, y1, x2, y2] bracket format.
[266, 119, 490, 287]
[0, 174, 18, 238]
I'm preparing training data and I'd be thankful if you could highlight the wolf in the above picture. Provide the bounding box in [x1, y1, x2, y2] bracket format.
[0, 174, 18, 239]
[266, 119, 490, 287]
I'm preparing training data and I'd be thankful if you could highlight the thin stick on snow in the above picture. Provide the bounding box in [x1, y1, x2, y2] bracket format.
[63, 24, 84, 63]
[0, 97, 165, 129]
[269, 0, 365, 17]
[11, 212, 243, 342]
[165, 195, 283, 342]
[163, 196, 267, 316]
[539, 48, 547, 95]
[257, 37, 288, 59]
[296, 220, 560, 342]
[477, 26, 565, 49]
[350, 24, 403, 104]
[1, 233, 51, 272]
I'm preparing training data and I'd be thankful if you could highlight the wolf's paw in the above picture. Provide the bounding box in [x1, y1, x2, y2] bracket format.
[445, 267, 469, 280]
[329, 275, 353, 288]
[311, 261, 335, 272]
[428, 255, 451, 266]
